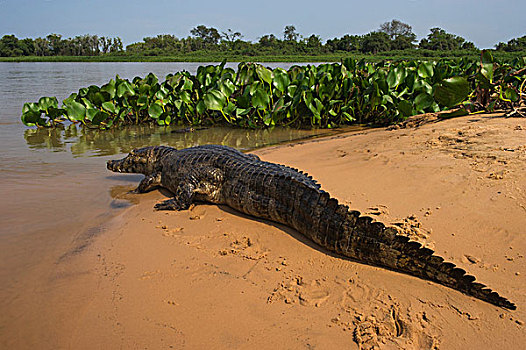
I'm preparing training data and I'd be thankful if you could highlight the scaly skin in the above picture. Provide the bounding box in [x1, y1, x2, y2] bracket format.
[107, 145, 516, 310]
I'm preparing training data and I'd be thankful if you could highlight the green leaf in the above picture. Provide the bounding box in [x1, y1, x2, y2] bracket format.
[502, 87, 519, 102]
[204, 90, 226, 111]
[21, 111, 45, 126]
[86, 108, 99, 121]
[256, 65, 273, 85]
[480, 63, 494, 83]
[386, 67, 406, 88]
[417, 62, 434, 79]
[38, 97, 58, 112]
[219, 80, 235, 98]
[196, 100, 206, 115]
[81, 98, 95, 109]
[287, 84, 298, 99]
[434, 77, 470, 108]
[64, 100, 86, 121]
[137, 95, 148, 107]
[182, 77, 194, 91]
[272, 69, 290, 92]
[62, 93, 78, 106]
[116, 81, 135, 98]
[414, 92, 434, 112]
[397, 100, 414, 117]
[47, 107, 64, 120]
[102, 101, 117, 114]
[481, 50, 494, 64]
[88, 91, 106, 106]
[148, 103, 163, 119]
[139, 83, 151, 95]
[236, 107, 251, 116]
[272, 97, 285, 113]
[413, 80, 433, 95]
[179, 91, 191, 104]
[22, 102, 40, 114]
[251, 88, 270, 109]
[91, 111, 110, 125]
[224, 102, 236, 115]
[155, 89, 168, 101]
[100, 80, 116, 99]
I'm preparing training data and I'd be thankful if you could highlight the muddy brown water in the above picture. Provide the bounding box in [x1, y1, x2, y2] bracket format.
[0, 62, 358, 342]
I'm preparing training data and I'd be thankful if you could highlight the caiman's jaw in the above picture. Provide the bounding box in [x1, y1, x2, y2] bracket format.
[107, 158, 129, 173]
[107, 146, 172, 175]
[107, 154, 149, 174]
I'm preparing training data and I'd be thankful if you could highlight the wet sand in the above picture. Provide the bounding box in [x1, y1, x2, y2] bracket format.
[2, 114, 525, 349]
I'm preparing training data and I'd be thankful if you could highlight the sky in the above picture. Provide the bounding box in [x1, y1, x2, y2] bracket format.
[0, 0, 524, 49]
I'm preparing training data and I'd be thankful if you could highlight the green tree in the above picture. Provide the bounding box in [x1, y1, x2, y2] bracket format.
[190, 25, 221, 46]
[259, 34, 279, 47]
[221, 29, 242, 43]
[221, 29, 243, 50]
[0, 35, 23, 56]
[305, 34, 322, 49]
[419, 27, 476, 50]
[283, 25, 300, 42]
[379, 20, 416, 50]
[33, 37, 50, 56]
[361, 32, 391, 53]
[99, 37, 111, 54]
[46, 34, 63, 55]
[495, 35, 526, 52]
[325, 34, 362, 52]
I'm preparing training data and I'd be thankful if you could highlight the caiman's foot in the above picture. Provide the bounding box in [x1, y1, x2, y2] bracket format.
[154, 198, 190, 211]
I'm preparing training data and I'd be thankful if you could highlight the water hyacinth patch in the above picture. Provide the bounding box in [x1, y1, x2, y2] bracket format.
[21, 52, 526, 129]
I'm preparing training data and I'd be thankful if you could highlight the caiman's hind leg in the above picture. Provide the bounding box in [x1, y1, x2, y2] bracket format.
[154, 166, 224, 211]
[134, 173, 162, 193]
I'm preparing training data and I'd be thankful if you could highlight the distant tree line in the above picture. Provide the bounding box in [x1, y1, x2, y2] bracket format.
[0, 34, 123, 57]
[2, 20, 525, 57]
[126, 21, 479, 56]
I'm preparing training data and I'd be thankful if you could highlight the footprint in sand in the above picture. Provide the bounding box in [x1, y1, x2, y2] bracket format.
[391, 215, 432, 245]
[334, 281, 439, 350]
[267, 276, 331, 307]
[218, 235, 268, 260]
[366, 205, 390, 217]
[162, 227, 184, 237]
[139, 270, 161, 280]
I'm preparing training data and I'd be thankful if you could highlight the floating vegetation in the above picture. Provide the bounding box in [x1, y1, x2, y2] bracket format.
[21, 51, 525, 129]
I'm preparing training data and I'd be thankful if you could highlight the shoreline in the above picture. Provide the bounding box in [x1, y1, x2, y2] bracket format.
[2, 113, 525, 349]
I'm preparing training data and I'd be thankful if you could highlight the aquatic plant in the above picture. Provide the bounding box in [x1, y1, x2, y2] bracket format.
[21, 51, 526, 129]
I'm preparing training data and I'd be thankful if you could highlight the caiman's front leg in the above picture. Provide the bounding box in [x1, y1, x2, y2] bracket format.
[134, 173, 162, 193]
[154, 166, 224, 211]
[154, 182, 195, 210]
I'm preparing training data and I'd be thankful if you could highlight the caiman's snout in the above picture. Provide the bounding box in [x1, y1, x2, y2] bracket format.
[107, 146, 164, 175]
[107, 159, 124, 172]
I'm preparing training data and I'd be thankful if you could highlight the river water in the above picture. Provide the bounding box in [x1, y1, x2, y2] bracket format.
[0, 62, 348, 336]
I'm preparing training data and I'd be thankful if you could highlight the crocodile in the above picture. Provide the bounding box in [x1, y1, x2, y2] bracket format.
[107, 144, 516, 310]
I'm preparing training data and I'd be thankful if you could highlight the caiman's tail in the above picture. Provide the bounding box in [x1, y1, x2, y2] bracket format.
[294, 189, 516, 310]
[346, 213, 515, 310]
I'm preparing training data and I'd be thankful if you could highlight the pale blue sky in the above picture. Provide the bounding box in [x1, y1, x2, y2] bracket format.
[0, 0, 524, 48]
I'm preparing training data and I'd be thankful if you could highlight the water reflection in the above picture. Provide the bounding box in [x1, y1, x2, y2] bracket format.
[109, 184, 141, 209]
[24, 124, 343, 157]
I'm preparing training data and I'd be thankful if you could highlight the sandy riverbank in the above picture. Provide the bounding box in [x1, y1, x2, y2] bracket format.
[3, 114, 525, 349]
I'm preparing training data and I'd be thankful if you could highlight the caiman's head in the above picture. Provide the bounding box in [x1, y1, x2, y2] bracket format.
[107, 146, 173, 175]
